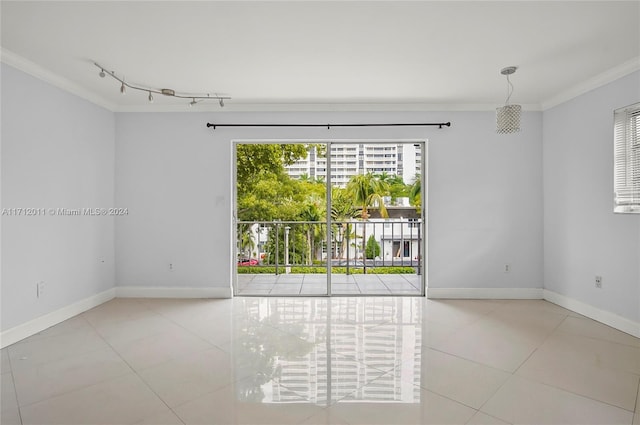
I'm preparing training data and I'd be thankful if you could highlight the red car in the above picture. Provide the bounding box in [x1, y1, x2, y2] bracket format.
[237, 258, 259, 266]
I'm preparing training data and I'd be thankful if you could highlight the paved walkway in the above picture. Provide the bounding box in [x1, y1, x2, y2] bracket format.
[236, 273, 423, 295]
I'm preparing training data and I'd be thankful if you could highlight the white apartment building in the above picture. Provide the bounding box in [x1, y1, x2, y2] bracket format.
[286, 143, 421, 187]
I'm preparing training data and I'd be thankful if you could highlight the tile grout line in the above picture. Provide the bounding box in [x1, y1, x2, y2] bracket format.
[503, 313, 639, 414]
[7, 313, 138, 411]
[81, 301, 200, 425]
[5, 349, 24, 425]
[469, 311, 569, 420]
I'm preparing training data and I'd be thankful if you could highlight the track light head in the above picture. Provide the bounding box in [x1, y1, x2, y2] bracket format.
[189, 98, 197, 107]
[219, 98, 224, 108]
[99, 69, 106, 78]
[148, 92, 153, 103]
[120, 82, 126, 94]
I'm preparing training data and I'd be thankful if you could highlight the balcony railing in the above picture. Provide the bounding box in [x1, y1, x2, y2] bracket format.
[237, 219, 423, 275]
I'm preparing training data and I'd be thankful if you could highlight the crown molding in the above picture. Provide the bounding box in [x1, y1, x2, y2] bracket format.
[541, 57, 640, 110]
[3, 48, 637, 114]
[116, 102, 542, 113]
[1, 47, 116, 111]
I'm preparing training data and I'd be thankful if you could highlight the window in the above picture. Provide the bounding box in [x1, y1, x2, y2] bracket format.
[614, 103, 640, 213]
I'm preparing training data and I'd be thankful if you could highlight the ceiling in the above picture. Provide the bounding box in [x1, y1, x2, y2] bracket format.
[1, 1, 639, 112]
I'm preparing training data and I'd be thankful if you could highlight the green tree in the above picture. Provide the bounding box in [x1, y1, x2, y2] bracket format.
[365, 235, 381, 259]
[300, 195, 326, 264]
[236, 144, 308, 199]
[387, 175, 410, 202]
[238, 223, 256, 259]
[330, 187, 360, 258]
[409, 175, 421, 213]
[346, 173, 389, 219]
[346, 173, 389, 267]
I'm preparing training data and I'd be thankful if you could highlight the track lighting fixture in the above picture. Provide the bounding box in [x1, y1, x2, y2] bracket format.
[93, 62, 230, 108]
[496, 66, 521, 134]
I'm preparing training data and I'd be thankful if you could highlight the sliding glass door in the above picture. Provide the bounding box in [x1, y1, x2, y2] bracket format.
[233, 140, 425, 296]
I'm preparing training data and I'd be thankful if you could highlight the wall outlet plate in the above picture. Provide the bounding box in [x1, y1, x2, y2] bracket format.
[595, 275, 602, 288]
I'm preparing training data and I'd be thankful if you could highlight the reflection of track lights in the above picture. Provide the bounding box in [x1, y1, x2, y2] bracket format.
[93, 62, 230, 108]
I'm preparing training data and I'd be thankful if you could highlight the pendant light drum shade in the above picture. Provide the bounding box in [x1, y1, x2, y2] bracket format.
[496, 104, 521, 134]
[496, 66, 521, 134]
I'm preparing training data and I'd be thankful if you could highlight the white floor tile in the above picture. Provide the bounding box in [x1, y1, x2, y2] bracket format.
[481, 375, 634, 425]
[418, 348, 511, 409]
[516, 331, 640, 410]
[109, 328, 214, 371]
[2, 297, 638, 425]
[327, 386, 476, 424]
[138, 347, 240, 407]
[20, 374, 168, 425]
[465, 411, 511, 424]
[8, 329, 110, 371]
[12, 347, 132, 406]
[1, 349, 11, 374]
[173, 382, 325, 425]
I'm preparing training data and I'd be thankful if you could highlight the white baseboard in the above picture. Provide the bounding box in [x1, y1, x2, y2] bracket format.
[115, 286, 232, 299]
[0, 288, 116, 349]
[427, 287, 544, 299]
[1, 286, 232, 348]
[543, 289, 640, 338]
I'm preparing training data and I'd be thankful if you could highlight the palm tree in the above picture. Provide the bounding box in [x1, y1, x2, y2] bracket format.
[346, 173, 389, 219]
[410, 175, 421, 214]
[238, 223, 256, 259]
[300, 195, 325, 264]
[298, 172, 311, 182]
[346, 174, 389, 269]
[330, 187, 359, 259]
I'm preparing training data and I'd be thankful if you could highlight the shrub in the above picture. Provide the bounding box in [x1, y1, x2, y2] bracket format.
[365, 235, 381, 259]
[237, 265, 416, 274]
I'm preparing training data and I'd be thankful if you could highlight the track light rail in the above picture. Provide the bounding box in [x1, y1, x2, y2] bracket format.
[206, 122, 451, 129]
[94, 62, 230, 107]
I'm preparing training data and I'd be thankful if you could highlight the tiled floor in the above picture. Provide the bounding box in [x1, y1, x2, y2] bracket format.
[237, 273, 422, 295]
[1, 297, 639, 425]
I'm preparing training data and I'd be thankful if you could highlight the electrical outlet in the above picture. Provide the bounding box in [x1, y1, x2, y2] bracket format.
[169, 263, 174, 271]
[504, 264, 510, 273]
[37, 281, 45, 298]
[595, 275, 602, 288]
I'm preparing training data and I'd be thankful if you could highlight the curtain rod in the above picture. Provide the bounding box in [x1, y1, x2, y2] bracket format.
[206, 122, 451, 130]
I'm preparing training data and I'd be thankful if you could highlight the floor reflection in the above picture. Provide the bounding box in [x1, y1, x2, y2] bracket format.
[232, 297, 423, 406]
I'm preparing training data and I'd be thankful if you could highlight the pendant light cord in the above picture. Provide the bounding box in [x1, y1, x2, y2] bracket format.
[505, 74, 514, 105]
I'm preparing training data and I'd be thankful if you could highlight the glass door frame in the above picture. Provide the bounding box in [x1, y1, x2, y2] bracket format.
[232, 139, 427, 297]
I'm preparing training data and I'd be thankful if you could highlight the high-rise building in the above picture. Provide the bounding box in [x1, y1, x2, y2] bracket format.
[286, 143, 421, 187]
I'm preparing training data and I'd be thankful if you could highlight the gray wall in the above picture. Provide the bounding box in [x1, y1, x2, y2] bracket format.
[5, 61, 637, 334]
[114, 110, 543, 292]
[543, 71, 640, 323]
[1, 64, 116, 331]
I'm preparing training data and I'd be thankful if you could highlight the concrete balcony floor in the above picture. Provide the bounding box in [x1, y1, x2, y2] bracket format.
[236, 273, 423, 295]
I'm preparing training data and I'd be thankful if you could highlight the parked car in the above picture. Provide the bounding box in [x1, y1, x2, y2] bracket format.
[237, 258, 259, 266]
